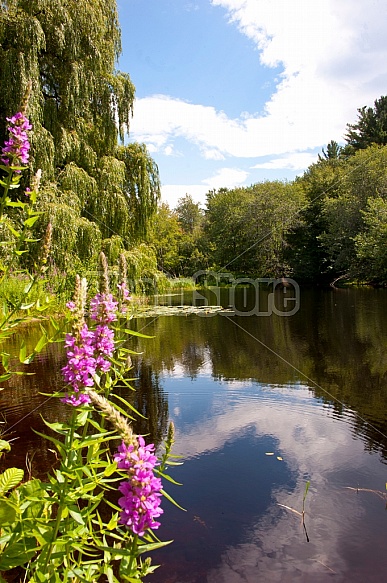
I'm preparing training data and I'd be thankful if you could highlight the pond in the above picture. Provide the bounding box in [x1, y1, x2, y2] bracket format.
[1, 286, 387, 582]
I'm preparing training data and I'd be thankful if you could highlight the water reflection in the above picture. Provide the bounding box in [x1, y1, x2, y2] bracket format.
[147, 376, 387, 582]
[133, 287, 387, 459]
[1, 288, 387, 581]
[128, 361, 169, 445]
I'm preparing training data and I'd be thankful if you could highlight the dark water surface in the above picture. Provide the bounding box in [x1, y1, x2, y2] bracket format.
[1, 287, 387, 582]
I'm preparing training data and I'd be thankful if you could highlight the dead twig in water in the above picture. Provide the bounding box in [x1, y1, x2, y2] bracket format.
[344, 486, 387, 501]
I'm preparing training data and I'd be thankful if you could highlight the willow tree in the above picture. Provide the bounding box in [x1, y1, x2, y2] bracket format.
[0, 0, 160, 271]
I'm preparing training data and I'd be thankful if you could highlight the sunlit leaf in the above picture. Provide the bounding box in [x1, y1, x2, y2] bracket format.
[161, 488, 186, 511]
[24, 215, 41, 228]
[123, 329, 154, 338]
[0, 467, 24, 495]
[0, 499, 17, 525]
[0, 440, 11, 453]
[19, 340, 26, 363]
[69, 508, 85, 525]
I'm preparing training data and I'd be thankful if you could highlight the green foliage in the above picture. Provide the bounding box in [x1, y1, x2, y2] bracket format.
[0, 274, 52, 313]
[0, 0, 160, 271]
[0, 409, 177, 581]
[318, 140, 343, 161]
[146, 203, 183, 276]
[123, 243, 169, 294]
[175, 194, 203, 234]
[287, 144, 387, 283]
[355, 197, 387, 282]
[0, 117, 180, 583]
[205, 182, 305, 276]
[285, 157, 345, 282]
[345, 95, 387, 152]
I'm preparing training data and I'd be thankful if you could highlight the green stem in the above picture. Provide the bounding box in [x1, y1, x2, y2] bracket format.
[0, 167, 13, 219]
[128, 534, 138, 576]
[40, 410, 78, 575]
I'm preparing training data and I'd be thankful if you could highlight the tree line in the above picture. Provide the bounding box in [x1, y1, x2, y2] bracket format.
[150, 98, 387, 285]
[2, 1, 387, 287]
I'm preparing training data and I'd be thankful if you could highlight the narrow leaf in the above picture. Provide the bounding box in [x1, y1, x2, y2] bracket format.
[161, 488, 186, 511]
[123, 329, 154, 338]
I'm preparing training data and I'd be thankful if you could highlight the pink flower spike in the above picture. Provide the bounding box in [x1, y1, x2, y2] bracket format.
[1, 112, 32, 167]
[114, 437, 163, 535]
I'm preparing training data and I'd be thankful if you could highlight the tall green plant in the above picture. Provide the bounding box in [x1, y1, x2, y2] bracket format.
[0, 102, 181, 582]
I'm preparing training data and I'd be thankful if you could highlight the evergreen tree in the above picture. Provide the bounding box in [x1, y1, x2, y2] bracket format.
[0, 0, 160, 271]
[345, 96, 387, 152]
[318, 140, 343, 161]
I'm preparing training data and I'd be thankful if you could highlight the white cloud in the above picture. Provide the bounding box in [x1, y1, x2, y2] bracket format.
[252, 152, 318, 171]
[202, 148, 225, 161]
[161, 167, 250, 207]
[161, 183, 210, 208]
[169, 378, 384, 580]
[130, 1, 387, 163]
[202, 167, 249, 188]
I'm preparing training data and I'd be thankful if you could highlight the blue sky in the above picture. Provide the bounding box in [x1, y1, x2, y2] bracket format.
[117, 0, 387, 208]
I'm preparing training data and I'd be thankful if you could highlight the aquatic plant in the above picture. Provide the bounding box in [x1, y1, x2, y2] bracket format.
[278, 480, 311, 542]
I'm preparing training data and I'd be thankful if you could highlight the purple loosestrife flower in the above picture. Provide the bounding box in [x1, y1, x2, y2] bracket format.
[61, 324, 94, 405]
[114, 437, 163, 536]
[1, 112, 32, 168]
[90, 292, 118, 324]
[92, 324, 115, 371]
[117, 281, 132, 313]
[62, 292, 118, 406]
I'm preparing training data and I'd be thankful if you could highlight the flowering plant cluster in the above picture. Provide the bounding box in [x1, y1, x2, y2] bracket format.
[59, 259, 168, 542]
[61, 289, 118, 406]
[0, 98, 180, 582]
[115, 437, 163, 536]
[0, 111, 31, 168]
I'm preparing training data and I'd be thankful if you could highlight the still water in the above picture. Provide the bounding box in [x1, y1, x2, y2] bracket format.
[1, 287, 387, 582]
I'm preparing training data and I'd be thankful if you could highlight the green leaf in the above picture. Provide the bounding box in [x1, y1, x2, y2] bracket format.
[69, 508, 85, 525]
[34, 332, 48, 353]
[19, 340, 27, 363]
[1, 352, 10, 369]
[106, 513, 118, 530]
[33, 430, 65, 455]
[0, 440, 11, 453]
[17, 479, 50, 519]
[123, 329, 154, 339]
[154, 469, 182, 486]
[23, 281, 33, 294]
[49, 316, 60, 331]
[6, 201, 25, 208]
[161, 488, 186, 511]
[0, 499, 17, 524]
[41, 419, 68, 433]
[0, 467, 24, 495]
[76, 408, 90, 426]
[0, 540, 37, 570]
[24, 215, 41, 228]
[136, 539, 173, 553]
[103, 463, 117, 477]
[303, 480, 311, 502]
[20, 302, 35, 310]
